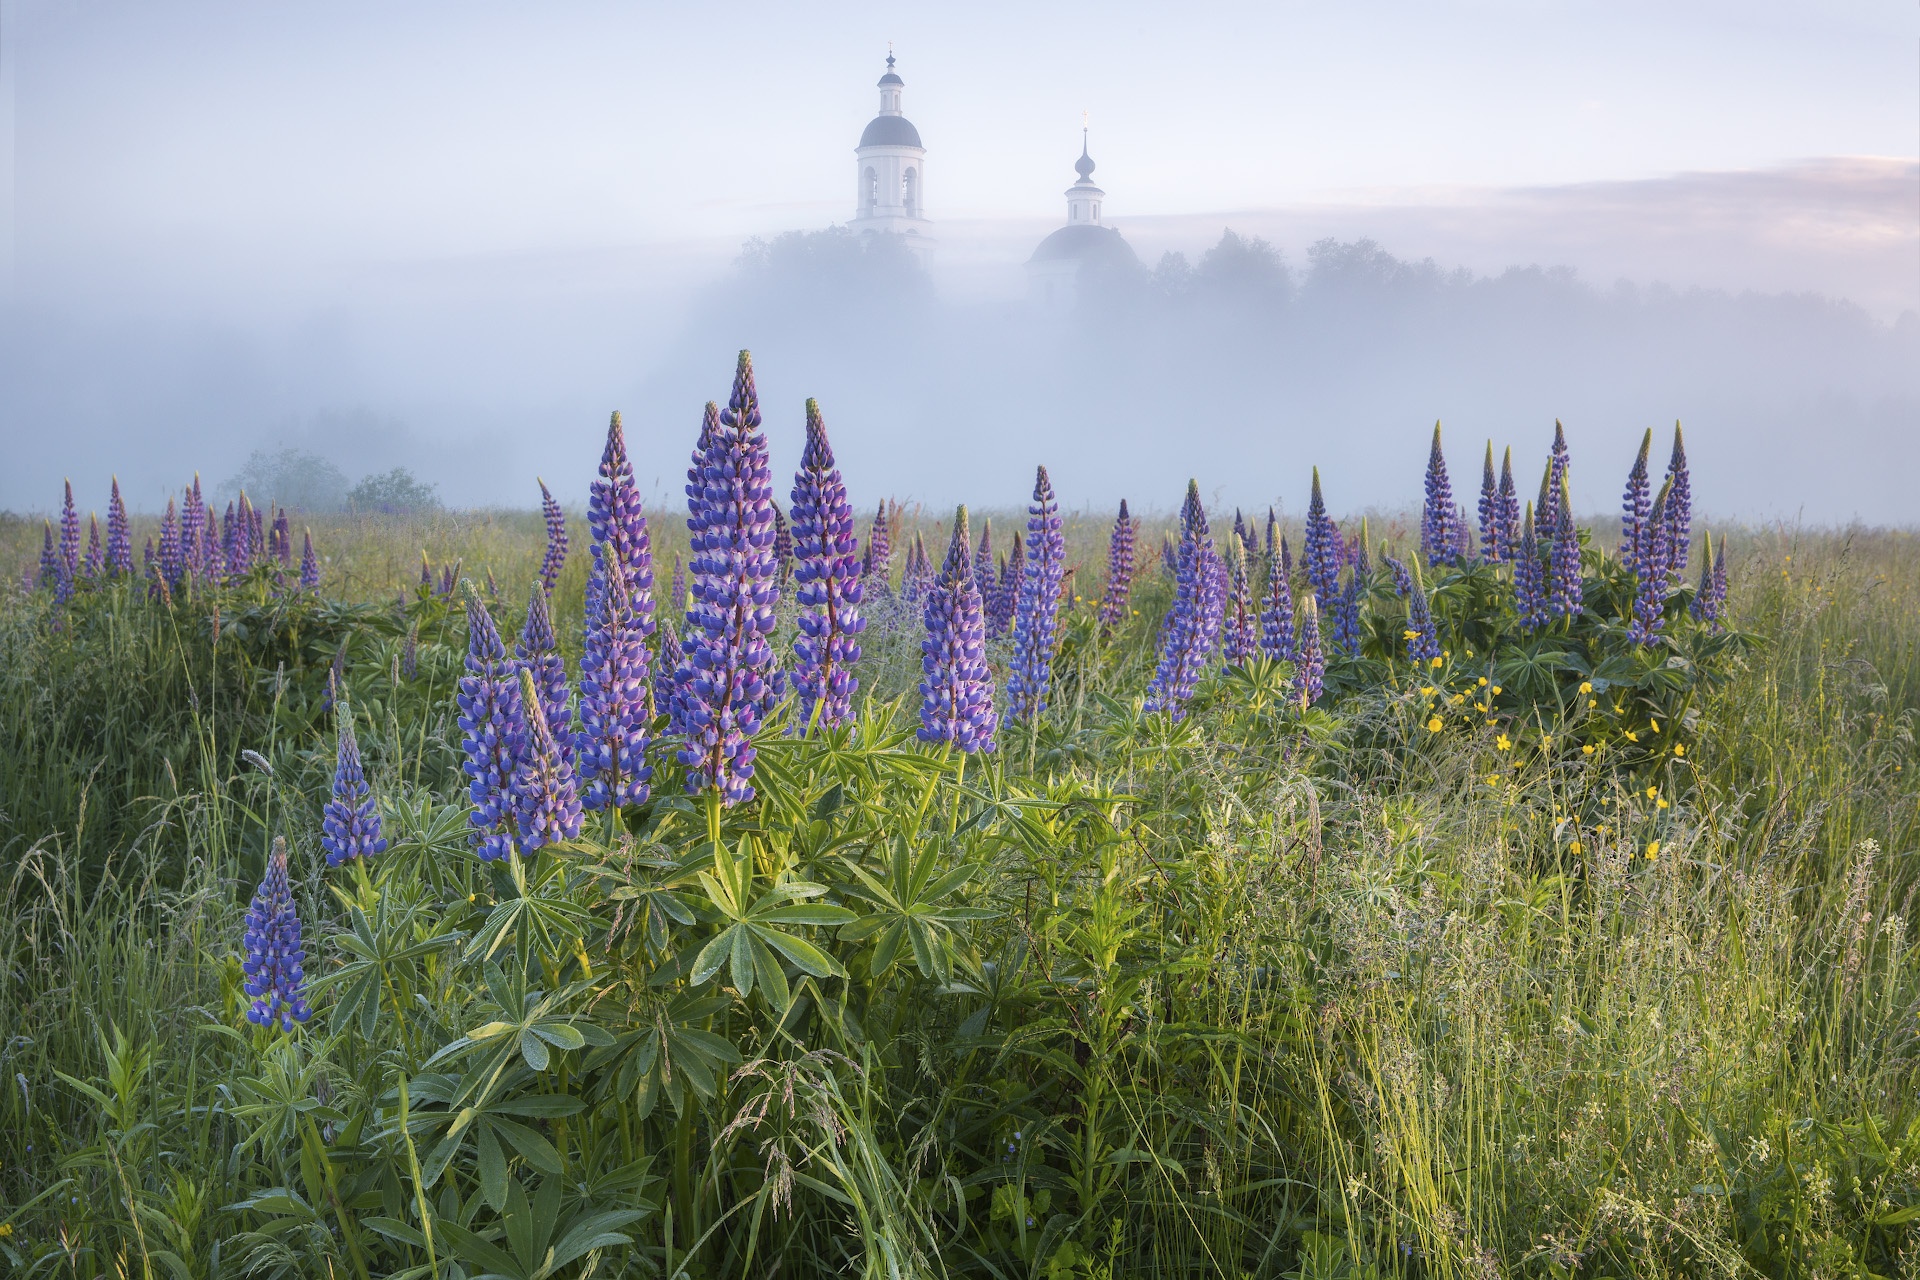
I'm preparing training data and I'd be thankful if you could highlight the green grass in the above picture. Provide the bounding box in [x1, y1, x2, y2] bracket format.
[0, 512, 1916, 1279]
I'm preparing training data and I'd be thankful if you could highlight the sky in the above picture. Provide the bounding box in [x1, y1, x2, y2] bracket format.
[1, 0, 1916, 520]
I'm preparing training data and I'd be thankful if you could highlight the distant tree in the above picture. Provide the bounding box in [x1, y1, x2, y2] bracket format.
[1192, 229, 1292, 305]
[1151, 250, 1195, 299]
[346, 467, 440, 514]
[223, 447, 351, 511]
[734, 226, 933, 307]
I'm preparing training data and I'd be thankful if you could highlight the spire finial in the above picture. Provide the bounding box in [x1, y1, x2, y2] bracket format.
[886, 42, 895, 70]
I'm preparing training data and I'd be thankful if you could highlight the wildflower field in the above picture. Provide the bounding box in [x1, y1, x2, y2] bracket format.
[2, 353, 1918, 1279]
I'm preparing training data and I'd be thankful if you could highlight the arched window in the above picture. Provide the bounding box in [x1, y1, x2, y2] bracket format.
[864, 167, 878, 213]
[902, 167, 918, 218]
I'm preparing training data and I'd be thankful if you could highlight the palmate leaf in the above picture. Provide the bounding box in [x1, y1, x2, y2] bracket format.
[836, 834, 995, 983]
[688, 837, 853, 1009]
[464, 851, 592, 966]
[585, 991, 742, 1119]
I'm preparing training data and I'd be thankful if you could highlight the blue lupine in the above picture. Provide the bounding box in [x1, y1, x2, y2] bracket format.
[457, 587, 526, 861]
[1539, 421, 1570, 521]
[1258, 535, 1295, 662]
[1293, 596, 1325, 709]
[299, 531, 319, 591]
[1497, 448, 1520, 563]
[863, 502, 893, 596]
[271, 508, 292, 567]
[1549, 478, 1584, 620]
[1663, 422, 1691, 575]
[1630, 479, 1671, 644]
[1404, 560, 1441, 665]
[973, 518, 995, 605]
[1304, 467, 1341, 616]
[991, 533, 1022, 638]
[678, 353, 781, 805]
[321, 705, 389, 867]
[181, 477, 206, 580]
[589, 411, 655, 630]
[1452, 506, 1473, 562]
[1145, 480, 1218, 720]
[1331, 522, 1370, 655]
[1008, 465, 1066, 722]
[773, 503, 794, 583]
[1514, 503, 1548, 630]
[157, 499, 182, 586]
[1160, 533, 1177, 580]
[1200, 550, 1228, 656]
[789, 397, 866, 733]
[653, 618, 684, 723]
[1097, 499, 1137, 632]
[58, 480, 81, 581]
[1689, 531, 1728, 629]
[37, 521, 59, 591]
[538, 478, 569, 596]
[518, 584, 572, 747]
[1420, 423, 1454, 566]
[513, 668, 585, 853]
[1383, 553, 1414, 597]
[917, 506, 997, 752]
[83, 515, 102, 580]
[1222, 541, 1257, 667]
[1477, 443, 1501, 563]
[1620, 429, 1653, 568]
[668, 552, 686, 618]
[242, 839, 311, 1031]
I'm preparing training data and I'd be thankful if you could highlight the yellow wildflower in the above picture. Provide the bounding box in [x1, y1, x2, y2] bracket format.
[1491, 685, 1502, 695]
[1496, 734, 1512, 751]
[1656, 798, 1669, 810]
[1582, 744, 1595, 755]
[1645, 785, 1657, 799]
[1588, 699, 1597, 709]
[1420, 685, 1435, 696]
[1569, 840, 1582, 854]
[1477, 677, 1489, 687]
[1579, 681, 1592, 694]
[1427, 717, 1442, 733]
[1673, 744, 1685, 757]
[1646, 840, 1660, 859]
[1650, 719, 1660, 734]
[1403, 629, 1420, 641]
[1430, 656, 1443, 669]
[1624, 731, 1639, 742]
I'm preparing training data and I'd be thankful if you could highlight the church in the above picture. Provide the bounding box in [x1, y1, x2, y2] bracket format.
[847, 53, 1139, 304]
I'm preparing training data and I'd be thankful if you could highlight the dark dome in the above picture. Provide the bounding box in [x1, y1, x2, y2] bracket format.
[877, 71, 904, 86]
[1028, 223, 1138, 267]
[1075, 149, 1096, 179]
[859, 115, 922, 148]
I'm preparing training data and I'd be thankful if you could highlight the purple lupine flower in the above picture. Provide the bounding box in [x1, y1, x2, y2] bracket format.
[58, 480, 81, 578]
[1549, 478, 1584, 619]
[584, 410, 657, 732]
[1620, 428, 1653, 569]
[789, 397, 866, 733]
[438, 565, 456, 598]
[181, 476, 206, 579]
[1096, 500, 1137, 632]
[512, 668, 585, 853]
[418, 552, 433, 592]
[402, 622, 419, 681]
[105, 479, 132, 578]
[668, 552, 686, 618]
[1513, 503, 1548, 630]
[248, 497, 266, 569]
[537, 478, 569, 596]
[219, 501, 235, 566]
[1452, 506, 1473, 562]
[1304, 467, 1341, 617]
[1689, 531, 1728, 629]
[518, 584, 572, 747]
[1630, 479, 1671, 644]
[1258, 535, 1296, 663]
[299, 530, 320, 591]
[142, 536, 156, 591]
[1145, 480, 1218, 720]
[1420, 423, 1454, 566]
[321, 703, 389, 867]
[1201, 550, 1228, 656]
[1383, 553, 1414, 597]
[1293, 596, 1325, 709]
[272, 508, 292, 567]
[243, 839, 311, 1030]
[37, 521, 59, 591]
[772, 503, 794, 584]
[1222, 541, 1257, 667]
[1331, 539, 1368, 655]
[918, 506, 997, 752]
[230, 496, 255, 580]
[1497, 448, 1520, 564]
[457, 587, 526, 861]
[677, 353, 781, 805]
[1008, 465, 1066, 722]
[1160, 533, 1178, 580]
[1403, 560, 1441, 665]
[1477, 442, 1501, 563]
[159, 499, 184, 586]
[1264, 507, 1280, 565]
[83, 515, 103, 580]
[989, 535, 1020, 639]
[863, 502, 893, 597]
[1663, 422, 1691, 576]
[653, 618, 683, 722]
[972, 518, 995, 605]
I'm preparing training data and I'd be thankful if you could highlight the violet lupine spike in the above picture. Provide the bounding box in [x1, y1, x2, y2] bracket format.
[1222, 541, 1257, 668]
[248, 497, 265, 568]
[456, 585, 526, 861]
[1383, 553, 1413, 597]
[180, 476, 205, 579]
[1097, 499, 1137, 632]
[220, 501, 236, 567]
[863, 502, 893, 597]
[972, 518, 995, 604]
[668, 552, 686, 618]
[917, 506, 997, 752]
[677, 353, 781, 805]
[1549, 477, 1584, 620]
[299, 530, 320, 591]
[321, 702, 389, 867]
[1293, 596, 1325, 709]
[1145, 480, 1218, 720]
[38, 521, 59, 591]
[230, 496, 255, 580]
[1538, 421, 1570, 524]
[1332, 527, 1369, 655]
[1630, 479, 1672, 644]
[788, 397, 866, 734]
[653, 618, 683, 723]
[1420, 423, 1454, 566]
[401, 622, 419, 681]
[1264, 507, 1279, 562]
[419, 552, 433, 591]
[438, 565, 455, 597]
[1201, 551, 1228, 655]
[1477, 442, 1500, 563]
[990, 534, 1022, 639]
[1688, 530, 1718, 625]
[772, 503, 794, 584]
[272, 508, 292, 566]
[242, 838, 311, 1031]
[1620, 428, 1653, 569]
[1663, 422, 1691, 576]
[1304, 467, 1341, 617]
[584, 409, 657, 711]
[107, 479, 131, 577]
[512, 667, 585, 853]
[1159, 533, 1177, 580]
[1497, 448, 1520, 564]
[1403, 560, 1441, 665]
[518, 584, 572, 748]
[1691, 533, 1728, 630]
[1258, 535, 1296, 663]
[1452, 506, 1473, 562]
[159, 500, 183, 585]
[58, 480, 81, 581]
[83, 515, 102, 580]
[1512, 503, 1548, 630]
[1008, 464, 1066, 722]
[537, 478, 570, 596]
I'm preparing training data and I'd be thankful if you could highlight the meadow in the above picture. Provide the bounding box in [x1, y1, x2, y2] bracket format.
[1, 364, 1917, 1280]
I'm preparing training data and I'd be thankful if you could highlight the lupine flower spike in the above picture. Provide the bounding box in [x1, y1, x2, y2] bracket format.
[1145, 480, 1218, 720]
[59, 480, 81, 581]
[1259, 535, 1296, 663]
[1293, 596, 1325, 709]
[1630, 478, 1671, 644]
[518, 584, 572, 749]
[669, 552, 686, 618]
[1477, 442, 1500, 563]
[1404, 558, 1440, 665]
[107, 477, 132, 576]
[584, 410, 657, 781]
[917, 506, 997, 752]
[1514, 502, 1548, 630]
[38, 521, 59, 591]
[1620, 428, 1653, 568]
[242, 838, 311, 1031]
[972, 518, 995, 604]
[512, 668, 585, 854]
[1549, 477, 1584, 620]
[772, 503, 794, 583]
[456, 584, 526, 861]
[788, 397, 866, 733]
[322, 699, 389, 867]
[1420, 423, 1454, 566]
[992, 533, 1022, 638]
[1663, 422, 1691, 575]
[1304, 467, 1341, 616]
[1097, 499, 1137, 633]
[299, 530, 320, 591]
[864, 502, 893, 596]
[653, 619, 684, 720]
[1497, 448, 1520, 563]
[677, 353, 780, 804]
[1222, 539, 1257, 667]
[83, 515, 103, 580]
[1008, 465, 1065, 722]
[537, 478, 569, 596]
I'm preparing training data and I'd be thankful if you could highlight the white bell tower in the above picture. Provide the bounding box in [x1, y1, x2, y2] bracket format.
[851, 51, 932, 245]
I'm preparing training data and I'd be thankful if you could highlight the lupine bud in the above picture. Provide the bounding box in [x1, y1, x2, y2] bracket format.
[1293, 596, 1325, 709]
[1384, 553, 1413, 597]
[918, 506, 996, 752]
[1222, 539, 1257, 667]
[1145, 480, 1218, 720]
[300, 530, 320, 591]
[439, 565, 456, 598]
[1259, 535, 1296, 662]
[1008, 465, 1065, 722]
[1514, 503, 1548, 630]
[1549, 476, 1583, 619]
[322, 702, 388, 867]
[537, 478, 570, 596]
[457, 586, 526, 861]
[677, 353, 781, 805]
[1663, 422, 1691, 576]
[1096, 500, 1137, 633]
[83, 515, 102, 580]
[1304, 467, 1341, 617]
[513, 667, 584, 853]
[1420, 423, 1454, 566]
[242, 838, 311, 1031]
[789, 397, 866, 733]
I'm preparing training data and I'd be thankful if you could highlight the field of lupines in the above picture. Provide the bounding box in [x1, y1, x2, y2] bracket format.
[1, 350, 1917, 1280]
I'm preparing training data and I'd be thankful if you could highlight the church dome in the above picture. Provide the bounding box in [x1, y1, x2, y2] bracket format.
[1028, 223, 1138, 267]
[877, 70, 904, 86]
[859, 114, 923, 148]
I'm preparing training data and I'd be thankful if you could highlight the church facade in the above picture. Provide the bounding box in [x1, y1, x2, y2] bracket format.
[848, 54, 1137, 303]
